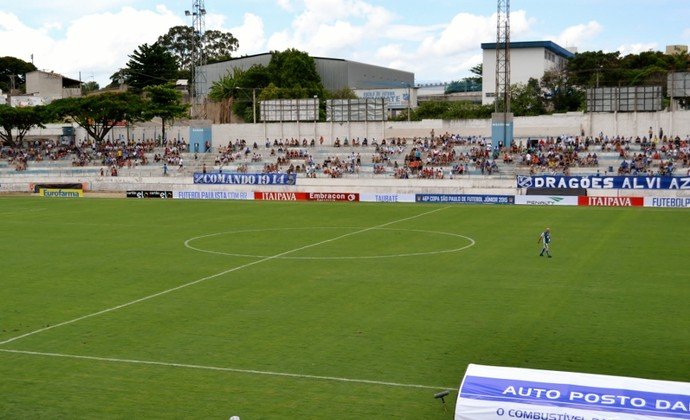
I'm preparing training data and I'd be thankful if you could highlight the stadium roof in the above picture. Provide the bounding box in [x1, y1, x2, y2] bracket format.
[480, 41, 575, 59]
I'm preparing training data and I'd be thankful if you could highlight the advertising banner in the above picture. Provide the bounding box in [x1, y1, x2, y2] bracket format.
[32, 183, 85, 193]
[254, 192, 306, 201]
[253, 192, 359, 202]
[517, 176, 690, 190]
[193, 173, 296, 185]
[456, 364, 690, 420]
[514, 196, 578, 206]
[360, 193, 416, 203]
[644, 197, 690, 208]
[578, 196, 644, 207]
[126, 190, 172, 199]
[173, 190, 253, 200]
[526, 188, 586, 197]
[416, 194, 515, 204]
[39, 188, 83, 198]
[306, 192, 359, 202]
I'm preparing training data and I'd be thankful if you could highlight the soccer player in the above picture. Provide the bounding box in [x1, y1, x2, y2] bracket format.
[538, 227, 552, 258]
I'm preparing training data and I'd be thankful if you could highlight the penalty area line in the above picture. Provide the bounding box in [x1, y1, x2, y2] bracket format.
[0, 348, 453, 391]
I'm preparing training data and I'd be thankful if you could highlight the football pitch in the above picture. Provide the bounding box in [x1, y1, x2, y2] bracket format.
[0, 197, 688, 418]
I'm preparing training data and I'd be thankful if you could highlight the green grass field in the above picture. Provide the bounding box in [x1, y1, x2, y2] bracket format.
[0, 197, 688, 419]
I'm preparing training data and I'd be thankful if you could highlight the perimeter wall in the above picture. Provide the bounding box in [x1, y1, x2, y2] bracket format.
[23, 110, 690, 145]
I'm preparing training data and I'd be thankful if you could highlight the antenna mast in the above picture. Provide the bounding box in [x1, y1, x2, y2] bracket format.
[185, 0, 207, 117]
[491, 0, 514, 150]
[495, 0, 510, 114]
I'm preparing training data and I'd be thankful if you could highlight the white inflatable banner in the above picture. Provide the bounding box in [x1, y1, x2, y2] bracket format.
[359, 193, 416, 203]
[173, 190, 254, 200]
[514, 196, 578, 206]
[456, 364, 690, 420]
[644, 197, 690, 208]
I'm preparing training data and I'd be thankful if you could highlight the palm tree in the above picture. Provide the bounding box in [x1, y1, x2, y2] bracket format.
[208, 67, 245, 123]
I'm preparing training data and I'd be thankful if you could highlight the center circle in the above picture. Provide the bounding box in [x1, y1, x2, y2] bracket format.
[184, 227, 475, 260]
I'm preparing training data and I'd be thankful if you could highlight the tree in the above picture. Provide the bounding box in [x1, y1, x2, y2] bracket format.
[208, 67, 244, 123]
[0, 56, 37, 93]
[510, 78, 546, 116]
[157, 26, 196, 72]
[267, 49, 324, 98]
[0, 105, 50, 146]
[203, 30, 240, 64]
[209, 65, 272, 122]
[143, 85, 189, 141]
[328, 88, 357, 99]
[541, 69, 584, 112]
[81, 81, 100, 95]
[51, 92, 147, 142]
[257, 83, 281, 101]
[157, 26, 239, 71]
[207, 49, 325, 122]
[468, 64, 483, 83]
[395, 100, 492, 121]
[208, 67, 244, 102]
[566, 51, 622, 88]
[446, 64, 482, 94]
[123, 43, 178, 91]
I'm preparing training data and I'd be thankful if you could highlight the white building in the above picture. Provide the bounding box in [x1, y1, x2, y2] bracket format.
[666, 44, 688, 55]
[25, 70, 81, 104]
[481, 41, 575, 105]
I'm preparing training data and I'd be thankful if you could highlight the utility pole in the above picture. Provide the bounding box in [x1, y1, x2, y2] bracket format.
[253, 88, 257, 124]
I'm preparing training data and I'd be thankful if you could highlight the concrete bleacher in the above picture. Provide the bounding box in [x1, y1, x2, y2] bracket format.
[1, 140, 683, 180]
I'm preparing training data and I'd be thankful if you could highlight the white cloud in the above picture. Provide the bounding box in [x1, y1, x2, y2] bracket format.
[551, 21, 603, 50]
[617, 43, 659, 56]
[276, 0, 294, 12]
[10, 1, 658, 90]
[0, 7, 182, 87]
[231, 13, 266, 55]
[267, 0, 396, 56]
[371, 10, 532, 83]
[262, 3, 541, 83]
[375, 44, 404, 62]
[17, 0, 134, 11]
[4, 0, 139, 28]
[383, 24, 444, 43]
[266, 30, 292, 53]
[417, 13, 494, 57]
[0, 12, 54, 64]
[205, 13, 228, 31]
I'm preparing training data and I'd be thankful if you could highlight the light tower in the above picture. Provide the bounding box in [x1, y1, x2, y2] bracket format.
[185, 0, 207, 117]
[492, 0, 514, 150]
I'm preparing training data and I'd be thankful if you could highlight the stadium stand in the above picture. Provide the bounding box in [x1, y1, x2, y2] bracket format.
[2, 131, 688, 179]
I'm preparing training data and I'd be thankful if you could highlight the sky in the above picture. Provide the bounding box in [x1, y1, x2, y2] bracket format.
[1, 0, 689, 88]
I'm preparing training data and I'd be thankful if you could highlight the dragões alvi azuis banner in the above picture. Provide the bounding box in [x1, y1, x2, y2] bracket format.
[517, 175, 690, 190]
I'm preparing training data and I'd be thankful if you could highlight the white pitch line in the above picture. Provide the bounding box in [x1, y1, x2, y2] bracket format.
[0, 348, 453, 391]
[185, 227, 476, 260]
[0, 206, 448, 346]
